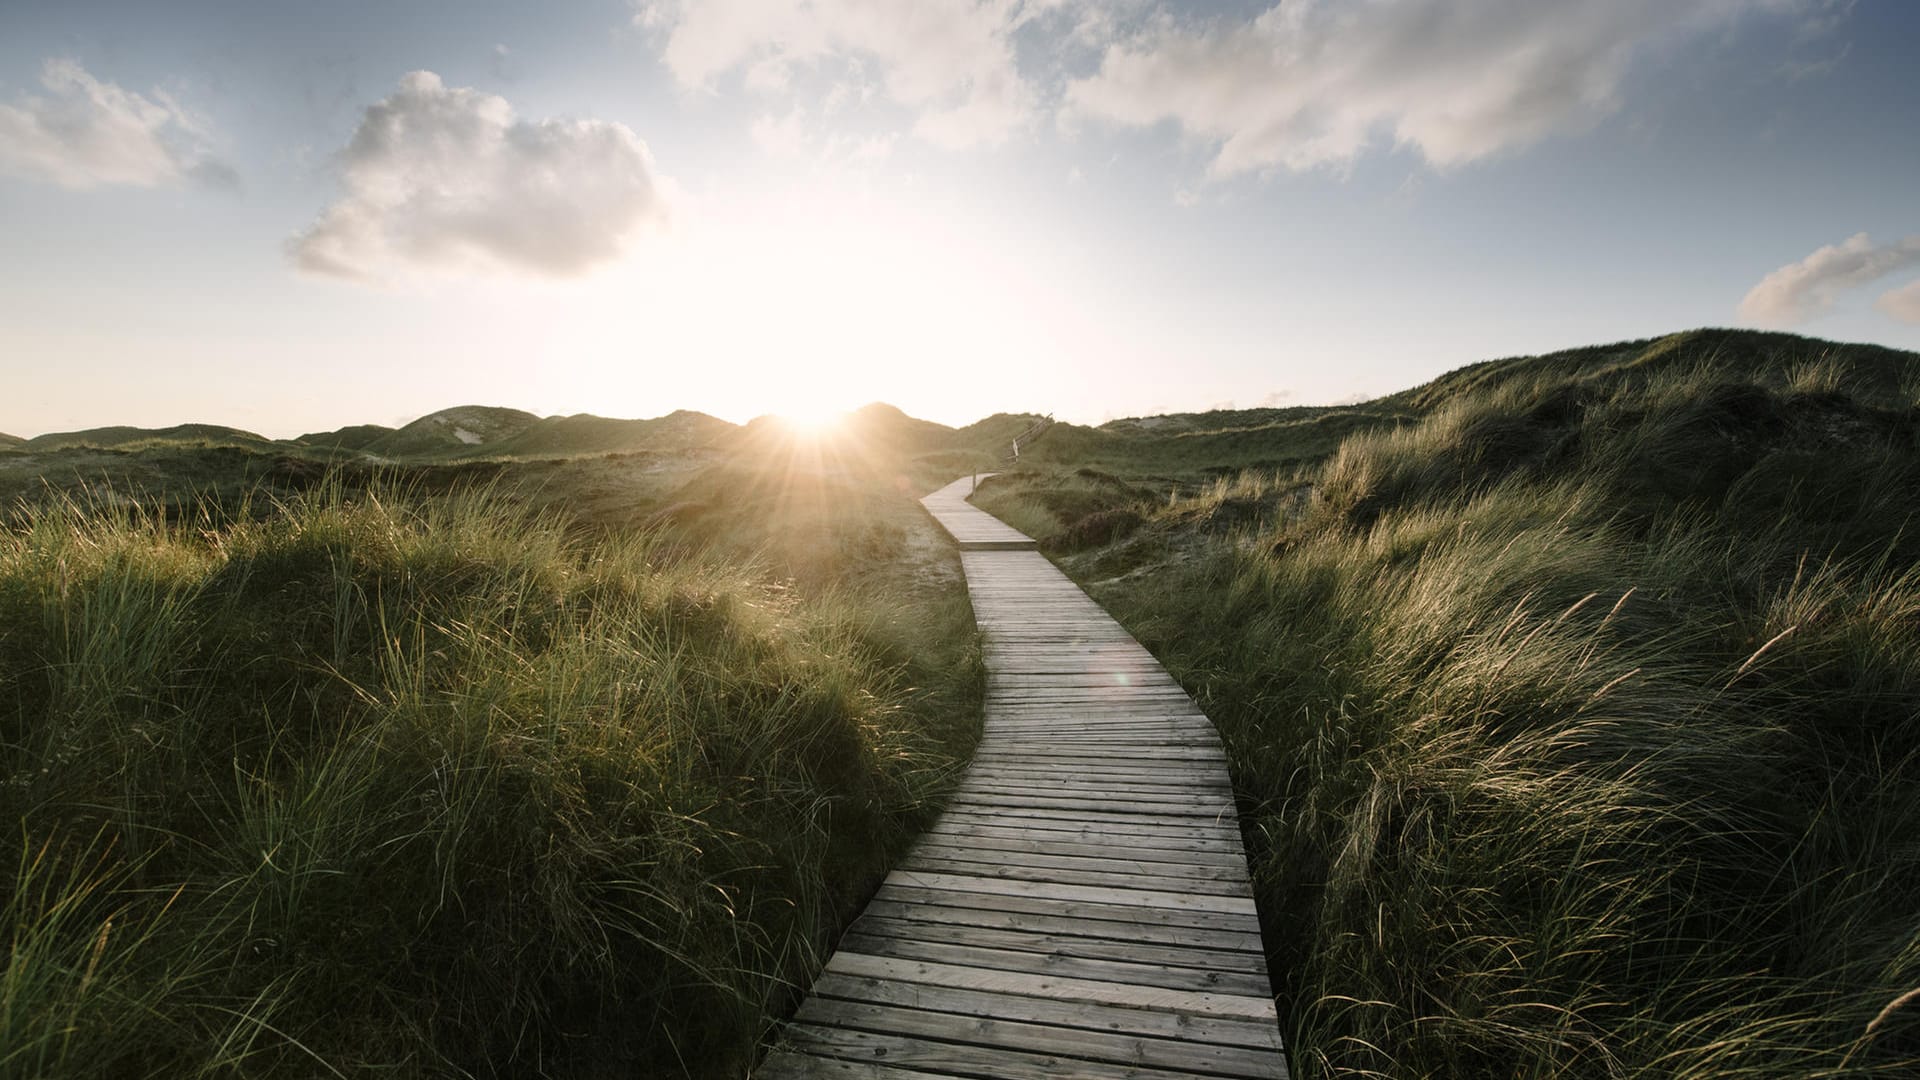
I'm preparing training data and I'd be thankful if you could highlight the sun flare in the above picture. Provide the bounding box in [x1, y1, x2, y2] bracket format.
[776, 402, 848, 436]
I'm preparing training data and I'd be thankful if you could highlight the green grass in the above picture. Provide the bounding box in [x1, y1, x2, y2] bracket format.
[0, 477, 980, 1078]
[982, 331, 1920, 1077]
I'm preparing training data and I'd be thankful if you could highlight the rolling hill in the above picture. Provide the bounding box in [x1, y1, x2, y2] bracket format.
[23, 422, 282, 453]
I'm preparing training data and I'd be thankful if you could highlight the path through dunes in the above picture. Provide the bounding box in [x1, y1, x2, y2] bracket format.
[755, 477, 1288, 1079]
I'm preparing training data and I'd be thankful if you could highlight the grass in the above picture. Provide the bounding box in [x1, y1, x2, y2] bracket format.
[979, 331, 1920, 1077]
[0, 476, 980, 1078]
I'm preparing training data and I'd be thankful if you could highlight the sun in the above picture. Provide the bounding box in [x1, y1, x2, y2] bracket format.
[776, 401, 848, 436]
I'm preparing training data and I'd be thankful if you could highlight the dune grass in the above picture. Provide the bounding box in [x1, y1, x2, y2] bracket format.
[0, 478, 979, 1078]
[989, 343, 1920, 1076]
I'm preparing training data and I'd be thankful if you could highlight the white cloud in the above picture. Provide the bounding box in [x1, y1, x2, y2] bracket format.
[0, 58, 232, 189]
[1739, 233, 1920, 326]
[637, 0, 1041, 149]
[289, 71, 669, 282]
[1874, 279, 1920, 326]
[750, 109, 811, 157]
[747, 106, 894, 166]
[1065, 0, 1821, 176]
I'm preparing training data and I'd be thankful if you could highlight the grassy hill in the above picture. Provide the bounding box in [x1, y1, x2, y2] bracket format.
[484, 409, 732, 458]
[1379, 326, 1918, 414]
[974, 327, 1920, 1077]
[293, 421, 393, 452]
[355, 404, 543, 458]
[23, 422, 283, 453]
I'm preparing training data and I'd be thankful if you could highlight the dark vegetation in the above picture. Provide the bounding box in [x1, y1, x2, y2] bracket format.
[974, 328, 1920, 1077]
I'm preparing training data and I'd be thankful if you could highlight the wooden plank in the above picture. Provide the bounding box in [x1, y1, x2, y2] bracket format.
[847, 916, 1269, 976]
[792, 1000, 1286, 1079]
[916, 830, 1247, 869]
[964, 767, 1231, 790]
[782, 1025, 1246, 1080]
[754, 1053, 956, 1080]
[926, 810, 1248, 848]
[823, 952, 1277, 1023]
[805, 973, 1282, 1051]
[836, 934, 1273, 998]
[855, 898, 1265, 954]
[908, 838, 1250, 876]
[871, 883, 1262, 935]
[957, 781, 1236, 806]
[896, 853, 1254, 898]
[946, 784, 1235, 808]
[884, 870, 1257, 916]
[965, 763, 1229, 783]
[934, 803, 1243, 834]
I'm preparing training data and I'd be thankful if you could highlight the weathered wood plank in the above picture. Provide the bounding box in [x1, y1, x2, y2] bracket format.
[805, 973, 1282, 1050]
[883, 869, 1258, 915]
[754, 1052, 955, 1080]
[927, 809, 1247, 846]
[793, 999, 1286, 1079]
[895, 853, 1255, 898]
[847, 916, 1270, 975]
[908, 838, 1251, 876]
[782, 1025, 1241, 1080]
[854, 898, 1266, 954]
[871, 883, 1263, 935]
[836, 934, 1273, 998]
[822, 953, 1278, 1023]
[917, 829, 1247, 868]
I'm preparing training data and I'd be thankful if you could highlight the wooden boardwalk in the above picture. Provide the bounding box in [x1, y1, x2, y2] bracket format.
[756, 476, 1287, 1080]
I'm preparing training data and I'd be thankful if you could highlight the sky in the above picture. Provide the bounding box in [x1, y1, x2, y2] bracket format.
[1, 0, 1916, 439]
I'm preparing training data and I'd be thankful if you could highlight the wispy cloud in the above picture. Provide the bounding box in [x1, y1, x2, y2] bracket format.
[0, 58, 233, 189]
[635, 0, 1050, 150]
[1064, 0, 1830, 177]
[1739, 233, 1920, 326]
[289, 71, 669, 282]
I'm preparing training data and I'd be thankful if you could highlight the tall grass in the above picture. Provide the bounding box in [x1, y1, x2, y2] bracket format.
[0, 480, 979, 1077]
[1083, 355, 1920, 1076]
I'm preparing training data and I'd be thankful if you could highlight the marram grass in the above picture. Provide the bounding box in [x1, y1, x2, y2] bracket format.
[0, 481, 978, 1078]
[1006, 341, 1920, 1077]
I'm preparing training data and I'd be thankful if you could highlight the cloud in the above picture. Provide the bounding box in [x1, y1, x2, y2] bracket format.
[0, 58, 231, 189]
[1065, 0, 1823, 176]
[750, 109, 811, 157]
[1739, 233, 1920, 326]
[1875, 279, 1920, 326]
[488, 44, 517, 83]
[637, 0, 1042, 149]
[289, 71, 669, 281]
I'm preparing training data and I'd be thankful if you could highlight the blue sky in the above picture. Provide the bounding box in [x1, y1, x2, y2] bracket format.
[1, 0, 1916, 437]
